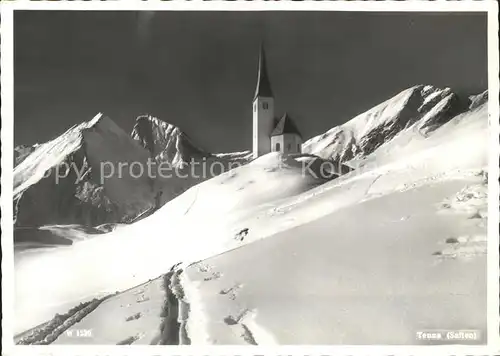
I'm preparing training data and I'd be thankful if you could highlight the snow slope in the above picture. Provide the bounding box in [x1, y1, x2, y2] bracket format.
[355, 93, 489, 171]
[176, 93, 489, 345]
[54, 92, 488, 344]
[182, 177, 487, 345]
[13, 87, 489, 345]
[14, 152, 326, 333]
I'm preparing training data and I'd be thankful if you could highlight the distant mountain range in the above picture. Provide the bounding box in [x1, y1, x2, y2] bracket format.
[13, 85, 488, 228]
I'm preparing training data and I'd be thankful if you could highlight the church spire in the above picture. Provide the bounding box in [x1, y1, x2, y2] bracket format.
[253, 43, 273, 100]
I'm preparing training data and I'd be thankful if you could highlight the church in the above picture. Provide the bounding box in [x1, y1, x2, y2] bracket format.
[252, 46, 303, 159]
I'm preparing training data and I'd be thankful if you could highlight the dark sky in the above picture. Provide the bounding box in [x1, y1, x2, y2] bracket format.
[14, 11, 487, 152]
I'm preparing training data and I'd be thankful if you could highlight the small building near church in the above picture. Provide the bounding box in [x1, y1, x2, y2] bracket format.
[271, 112, 302, 154]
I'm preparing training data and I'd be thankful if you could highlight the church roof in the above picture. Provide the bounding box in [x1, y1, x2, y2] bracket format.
[271, 112, 302, 138]
[253, 44, 273, 100]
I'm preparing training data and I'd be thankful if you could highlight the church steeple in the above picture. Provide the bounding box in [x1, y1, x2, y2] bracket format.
[252, 43, 275, 158]
[253, 44, 273, 100]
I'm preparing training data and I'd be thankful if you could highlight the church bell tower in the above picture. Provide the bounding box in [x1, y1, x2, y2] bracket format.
[252, 44, 275, 158]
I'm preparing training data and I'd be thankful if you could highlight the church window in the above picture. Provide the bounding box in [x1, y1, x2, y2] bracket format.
[297, 143, 301, 151]
[276, 143, 280, 151]
[263, 102, 269, 110]
[287, 143, 291, 151]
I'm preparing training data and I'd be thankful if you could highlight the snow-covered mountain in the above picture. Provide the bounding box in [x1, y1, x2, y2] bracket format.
[131, 115, 211, 166]
[129, 114, 255, 208]
[13, 85, 485, 229]
[13, 114, 253, 229]
[174, 91, 487, 345]
[303, 85, 471, 166]
[14, 113, 156, 228]
[469, 90, 488, 110]
[131, 114, 252, 166]
[13, 84, 489, 343]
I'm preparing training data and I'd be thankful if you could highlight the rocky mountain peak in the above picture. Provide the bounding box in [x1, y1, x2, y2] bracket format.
[131, 114, 210, 167]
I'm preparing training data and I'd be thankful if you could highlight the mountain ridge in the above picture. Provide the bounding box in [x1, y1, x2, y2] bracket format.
[14, 113, 154, 227]
[302, 85, 477, 166]
[13, 85, 487, 229]
[131, 114, 211, 167]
